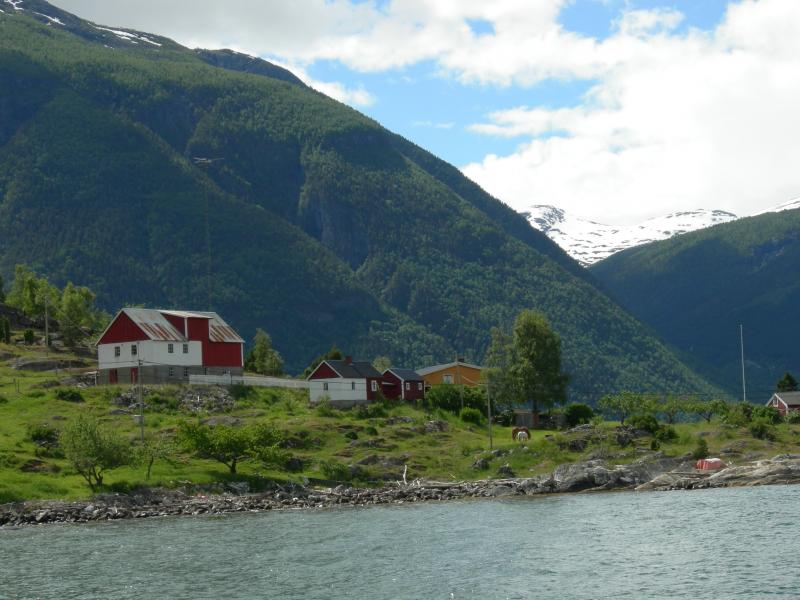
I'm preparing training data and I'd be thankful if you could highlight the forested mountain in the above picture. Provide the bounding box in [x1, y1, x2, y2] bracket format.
[591, 208, 800, 399]
[0, 1, 715, 399]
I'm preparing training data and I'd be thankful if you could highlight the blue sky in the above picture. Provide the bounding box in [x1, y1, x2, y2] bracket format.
[51, 0, 800, 223]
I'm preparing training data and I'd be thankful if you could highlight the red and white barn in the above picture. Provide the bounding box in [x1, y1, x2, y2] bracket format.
[766, 391, 800, 417]
[306, 357, 383, 406]
[96, 308, 244, 385]
[382, 368, 425, 402]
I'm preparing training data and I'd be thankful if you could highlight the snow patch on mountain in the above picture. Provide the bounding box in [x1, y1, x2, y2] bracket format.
[522, 206, 738, 266]
[92, 25, 162, 46]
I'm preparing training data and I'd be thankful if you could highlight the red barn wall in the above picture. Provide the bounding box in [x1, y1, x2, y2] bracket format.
[308, 362, 340, 380]
[98, 312, 147, 344]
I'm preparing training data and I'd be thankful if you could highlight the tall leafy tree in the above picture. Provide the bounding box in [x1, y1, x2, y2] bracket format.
[483, 326, 517, 407]
[776, 372, 798, 392]
[58, 282, 97, 346]
[245, 329, 284, 376]
[509, 310, 569, 414]
[6, 264, 59, 320]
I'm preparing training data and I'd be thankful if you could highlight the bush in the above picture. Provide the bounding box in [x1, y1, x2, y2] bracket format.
[344, 430, 358, 440]
[786, 411, 800, 424]
[229, 384, 256, 401]
[61, 413, 130, 490]
[320, 459, 352, 482]
[147, 392, 180, 413]
[495, 409, 514, 427]
[54, 388, 84, 403]
[749, 419, 777, 441]
[23, 329, 35, 345]
[725, 402, 754, 427]
[315, 397, 337, 417]
[654, 425, 677, 443]
[0, 394, 7, 405]
[364, 426, 378, 436]
[751, 405, 782, 425]
[564, 403, 594, 428]
[354, 401, 388, 419]
[28, 423, 60, 447]
[692, 437, 709, 460]
[423, 385, 488, 415]
[459, 407, 484, 425]
[628, 414, 660, 434]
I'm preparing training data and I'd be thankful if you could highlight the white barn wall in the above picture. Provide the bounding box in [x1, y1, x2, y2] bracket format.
[98, 340, 202, 370]
[309, 378, 368, 404]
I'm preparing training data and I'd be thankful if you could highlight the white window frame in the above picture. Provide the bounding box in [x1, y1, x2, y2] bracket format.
[405, 382, 410, 391]
[168, 343, 174, 354]
[417, 382, 423, 391]
[131, 344, 137, 356]
[323, 382, 329, 391]
[182, 343, 189, 354]
[371, 380, 378, 392]
[114, 346, 121, 357]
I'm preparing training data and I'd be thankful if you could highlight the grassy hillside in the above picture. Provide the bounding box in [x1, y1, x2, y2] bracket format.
[0, 2, 716, 398]
[591, 208, 800, 399]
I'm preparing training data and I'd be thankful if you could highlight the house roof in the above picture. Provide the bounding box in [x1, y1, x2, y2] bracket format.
[773, 391, 800, 406]
[97, 308, 243, 344]
[325, 360, 382, 379]
[416, 361, 483, 376]
[385, 368, 423, 381]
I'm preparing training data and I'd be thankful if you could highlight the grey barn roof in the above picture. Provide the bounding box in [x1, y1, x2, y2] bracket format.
[774, 391, 800, 406]
[386, 368, 423, 381]
[326, 360, 382, 379]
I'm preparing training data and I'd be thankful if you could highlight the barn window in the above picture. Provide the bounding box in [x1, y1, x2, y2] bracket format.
[168, 367, 174, 378]
[418, 382, 423, 391]
[323, 382, 329, 391]
[405, 382, 410, 391]
[351, 382, 355, 390]
[182, 343, 189, 354]
[183, 367, 189, 378]
[114, 346, 120, 357]
[168, 343, 174, 353]
[131, 345, 137, 356]
[371, 380, 378, 392]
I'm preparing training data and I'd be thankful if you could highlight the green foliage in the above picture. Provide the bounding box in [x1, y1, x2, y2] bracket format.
[0, 315, 10, 344]
[423, 385, 487, 415]
[0, 12, 719, 397]
[54, 388, 84, 403]
[628, 414, 660, 434]
[724, 402, 754, 427]
[692, 437, 709, 460]
[319, 459, 352, 482]
[146, 392, 180, 413]
[244, 328, 283, 376]
[751, 405, 782, 425]
[749, 419, 777, 441]
[459, 407, 484, 425]
[496, 409, 514, 427]
[58, 282, 97, 346]
[372, 356, 392, 373]
[692, 399, 729, 423]
[23, 329, 35, 345]
[354, 401, 389, 419]
[27, 422, 60, 448]
[344, 430, 358, 441]
[60, 413, 130, 490]
[134, 434, 175, 480]
[654, 425, 677, 443]
[786, 411, 800, 424]
[314, 397, 337, 417]
[229, 384, 256, 402]
[777, 372, 798, 392]
[302, 345, 344, 379]
[658, 395, 692, 424]
[0, 273, 5, 303]
[177, 421, 284, 474]
[6, 265, 59, 321]
[597, 391, 651, 425]
[564, 403, 594, 428]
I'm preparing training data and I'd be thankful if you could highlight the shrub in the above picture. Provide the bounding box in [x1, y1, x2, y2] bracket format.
[786, 411, 800, 424]
[28, 423, 59, 447]
[751, 405, 782, 425]
[355, 401, 388, 419]
[364, 426, 378, 436]
[692, 437, 709, 460]
[654, 425, 678, 443]
[54, 388, 84, 403]
[650, 439, 660, 451]
[564, 403, 594, 428]
[23, 329, 35, 345]
[749, 419, 777, 441]
[229, 384, 256, 402]
[495, 409, 514, 427]
[320, 459, 351, 482]
[344, 430, 358, 440]
[459, 407, 484, 425]
[315, 397, 337, 417]
[423, 385, 489, 415]
[628, 414, 660, 434]
[0, 394, 7, 405]
[725, 402, 754, 427]
[147, 393, 180, 413]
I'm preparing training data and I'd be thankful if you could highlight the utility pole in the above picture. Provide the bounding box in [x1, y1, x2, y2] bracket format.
[137, 343, 144, 442]
[740, 324, 747, 403]
[487, 380, 493, 450]
[44, 294, 49, 350]
[192, 157, 223, 311]
[456, 355, 463, 411]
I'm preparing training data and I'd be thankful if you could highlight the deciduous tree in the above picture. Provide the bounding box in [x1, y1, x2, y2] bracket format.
[61, 413, 129, 490]
[245, 329, 284, 376]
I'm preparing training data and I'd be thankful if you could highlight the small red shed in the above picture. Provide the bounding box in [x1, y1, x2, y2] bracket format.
[382, 368, 425, 402]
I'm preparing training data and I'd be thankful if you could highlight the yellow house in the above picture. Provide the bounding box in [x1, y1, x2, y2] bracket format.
[417, 360, 483, 388]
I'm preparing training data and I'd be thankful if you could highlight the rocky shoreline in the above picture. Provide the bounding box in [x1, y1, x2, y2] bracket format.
[3, 454, 800, 527]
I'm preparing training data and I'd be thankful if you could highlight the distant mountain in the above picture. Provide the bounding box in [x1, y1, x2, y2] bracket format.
[590, 205, 800, 399]
[0, 0, 717, 398]
[522, 205, 738, 265]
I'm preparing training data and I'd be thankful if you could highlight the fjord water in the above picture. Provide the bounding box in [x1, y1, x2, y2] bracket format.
[2, 486, 799, 599]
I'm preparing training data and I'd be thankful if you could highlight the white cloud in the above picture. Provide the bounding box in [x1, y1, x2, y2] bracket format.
[463, 0, 800, 223]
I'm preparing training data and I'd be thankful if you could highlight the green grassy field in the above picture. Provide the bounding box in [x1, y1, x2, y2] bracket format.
[2, 340, 799, 504]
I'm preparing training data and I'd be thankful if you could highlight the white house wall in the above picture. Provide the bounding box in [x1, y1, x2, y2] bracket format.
[98, 340, 203, 370]
[309, 378, 367, 403]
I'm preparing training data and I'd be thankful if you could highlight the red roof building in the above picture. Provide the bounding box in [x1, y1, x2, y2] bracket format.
[96, 308, 244, 385]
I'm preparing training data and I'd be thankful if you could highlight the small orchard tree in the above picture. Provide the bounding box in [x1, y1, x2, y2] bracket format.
[61, 413, 130, 490]
[134, 434, 175, 481]
[658, 395, 693, 424]
[776, 372, 798, 393]
[245, 329, 284, 376]
[691, 398, 728, 423]
[597, 391, 647, 425]
[177, 421, 284, 474]
[6, 264, 60, 321]
[58, 282, 97, 346]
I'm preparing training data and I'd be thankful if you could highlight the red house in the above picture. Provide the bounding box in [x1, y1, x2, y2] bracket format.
[306, 356, 383, 406]
[382, 368, 425, 402]
[766, 392, 800, 417]
[96, 308, 244, 385]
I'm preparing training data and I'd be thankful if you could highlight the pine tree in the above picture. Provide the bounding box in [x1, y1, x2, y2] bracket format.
[777, 372, 799, 392]
[245, 329, 284, 376]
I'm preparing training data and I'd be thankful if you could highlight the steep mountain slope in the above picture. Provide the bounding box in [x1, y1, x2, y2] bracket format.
[523, 205, 738, 265]
[0, 1, 716, 398]
[591, 208, 800, 398]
